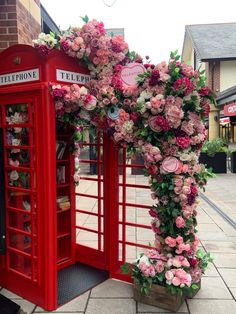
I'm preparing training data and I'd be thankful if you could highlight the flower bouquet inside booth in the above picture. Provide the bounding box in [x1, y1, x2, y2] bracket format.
[122, 247, 213, 312]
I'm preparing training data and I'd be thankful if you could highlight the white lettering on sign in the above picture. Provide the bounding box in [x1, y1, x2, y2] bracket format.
[56, 69, 91, 84]
[229, 105, 236, 113]
[0, 68, 39, 86]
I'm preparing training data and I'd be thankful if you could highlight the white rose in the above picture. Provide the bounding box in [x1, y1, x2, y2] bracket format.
[122, 121, 134, 134]
[138, 255, 150, 265]
[10, 170, 19, 181]
[80, 86, 88, 95]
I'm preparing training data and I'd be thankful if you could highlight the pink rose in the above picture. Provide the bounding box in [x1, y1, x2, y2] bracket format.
[172, 257, 182, 268]
[176, 216, 186, 228]
[179, 194, 187, 202]
[181, 121, 194, 135]
[145, 249, 159, 259]
[182, 186, 191, 195]
[156, 260, 165, 273]
[172, 276, 181, 286]
[9, 159, 19, 167]
[174, 178, 183, 187]
[165, 270, 174, 281]
[165, 236, 176, 248]
[182, 164, 189, 173]
[176, 236, 183, 244]
[84, 94, 97, 110]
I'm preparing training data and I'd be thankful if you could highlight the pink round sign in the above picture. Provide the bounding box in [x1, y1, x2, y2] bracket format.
[161, 157, 180, 173]
[120, 62, 145, 87]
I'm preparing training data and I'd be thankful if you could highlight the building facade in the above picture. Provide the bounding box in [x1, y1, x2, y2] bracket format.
[0, 0, 59, 53]
[182, 23, 236, 143]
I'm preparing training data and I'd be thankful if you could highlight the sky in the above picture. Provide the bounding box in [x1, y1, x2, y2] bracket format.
[41, 0, 236, 64]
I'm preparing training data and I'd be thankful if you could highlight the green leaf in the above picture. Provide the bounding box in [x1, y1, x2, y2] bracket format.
[120, 262, 131, 274]
[50, 31, 55, 38]
[192, 284, 199, 290]
[80, 15, 89, 23]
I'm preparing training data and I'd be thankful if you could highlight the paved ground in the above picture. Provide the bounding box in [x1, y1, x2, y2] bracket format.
[204, 173, 236, 223]
[1, 173, 236, 313]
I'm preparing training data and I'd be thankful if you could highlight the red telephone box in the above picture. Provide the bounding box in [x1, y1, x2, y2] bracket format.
[0, 45, 154, 310]
[0, 45, 98, 310]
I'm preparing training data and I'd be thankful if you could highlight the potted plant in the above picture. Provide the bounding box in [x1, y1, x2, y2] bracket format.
[199, 138, 228, 173]
[122, 248, 213, 312]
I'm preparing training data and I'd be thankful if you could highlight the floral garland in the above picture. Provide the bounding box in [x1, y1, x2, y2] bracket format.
[33, 18, 214, 295]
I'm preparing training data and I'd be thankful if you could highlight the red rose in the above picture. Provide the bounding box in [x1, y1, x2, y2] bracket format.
[199, 87, 210, 96]
[189, 258, 198, 267]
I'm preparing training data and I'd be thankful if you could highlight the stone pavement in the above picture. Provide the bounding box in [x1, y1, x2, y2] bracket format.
[204, 173, 236, 224]
[1, 174, 236, 313]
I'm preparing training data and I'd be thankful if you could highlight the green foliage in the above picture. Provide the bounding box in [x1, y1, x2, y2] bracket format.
[120, 262, 132, 274]
[195, 164, 215, 191]
[202, 138, 228, 157]
[196, 249, 214, 268]
[80, 15, 89, 23]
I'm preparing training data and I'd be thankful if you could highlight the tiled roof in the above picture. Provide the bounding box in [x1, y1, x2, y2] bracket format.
[186, 23, 236, 60]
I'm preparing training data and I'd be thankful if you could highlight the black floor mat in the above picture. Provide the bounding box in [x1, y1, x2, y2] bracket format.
[58, 262, 109, 305]
[0, 294, 20, 314]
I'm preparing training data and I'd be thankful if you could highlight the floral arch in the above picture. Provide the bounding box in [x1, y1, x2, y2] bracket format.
[33, 18, 213, 294]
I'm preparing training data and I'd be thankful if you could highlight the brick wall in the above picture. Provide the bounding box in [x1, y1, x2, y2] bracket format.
[0, 0, 18, 52]
[17, 0, 40, 45]
[0, 0, 41, 53]
[208, 61, 221, 97]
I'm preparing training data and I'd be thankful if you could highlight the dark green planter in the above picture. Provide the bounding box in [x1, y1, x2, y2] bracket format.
[199, 152, 227, 173]
[231, 152, 236, 173]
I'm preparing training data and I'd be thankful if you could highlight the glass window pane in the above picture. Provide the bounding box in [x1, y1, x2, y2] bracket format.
[9, 231, 31, 254]
[8, 170, 30, 189]
[6, 127, 30, 146]
[76, 229, 98, 250]
[8, 211, 31, 233]
[7, 148, 30, 167]
[9, 252, 31, 278]
[6, 104, 28, 124]
[7, 191, 35, 212]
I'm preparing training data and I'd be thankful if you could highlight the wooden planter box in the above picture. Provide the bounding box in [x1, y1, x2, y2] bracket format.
[231, 152, 236, 173]
[133, 283, 185, 312]
[199, 152, 227, 173]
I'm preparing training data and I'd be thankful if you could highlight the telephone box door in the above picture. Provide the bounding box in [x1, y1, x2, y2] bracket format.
[0, 88, 56, 310]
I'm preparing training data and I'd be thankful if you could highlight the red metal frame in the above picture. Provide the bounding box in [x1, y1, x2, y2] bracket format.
[75, 130, 107, 269]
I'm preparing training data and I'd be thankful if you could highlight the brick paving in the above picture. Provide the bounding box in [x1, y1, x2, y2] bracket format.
[1, 173, 236, 313]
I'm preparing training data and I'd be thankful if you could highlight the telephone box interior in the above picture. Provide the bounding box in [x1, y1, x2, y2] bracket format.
[0, 45, 153, 311]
